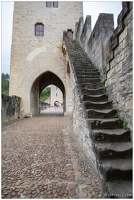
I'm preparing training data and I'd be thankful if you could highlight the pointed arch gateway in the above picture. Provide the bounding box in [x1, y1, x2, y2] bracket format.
[30, 71, 66, 116]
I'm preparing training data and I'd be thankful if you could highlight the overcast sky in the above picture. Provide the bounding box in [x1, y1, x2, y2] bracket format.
[1, 1, 122, 74]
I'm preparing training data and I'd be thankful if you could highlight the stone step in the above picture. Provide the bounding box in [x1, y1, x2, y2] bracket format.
[73, 61, 94, 65]
[75, 72, 100, 76]
[87, 118, 123, 129]
[85, 109, 117, 118]
[75, 66, 95, 72]
[81, 94, 108, 102]
[79, 83, 102, 89]
[106, 181, 132, 198]
[77, 78, 100, 84]
[81, 88, 106, 95]
[83, 101, 112, 110]
[75, 69, 98, 73]
[99, 158, 132, 181]
[91, 129, 131, 142]
[77, 74, 100, 78]
[94, 142, 132, 159]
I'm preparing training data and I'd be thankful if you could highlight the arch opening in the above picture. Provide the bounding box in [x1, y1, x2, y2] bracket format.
[40, 85, 63, 112]
[30, 71, 66, 116]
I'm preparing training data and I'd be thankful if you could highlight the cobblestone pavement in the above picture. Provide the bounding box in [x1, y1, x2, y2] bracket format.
[2, 108, 104, 199]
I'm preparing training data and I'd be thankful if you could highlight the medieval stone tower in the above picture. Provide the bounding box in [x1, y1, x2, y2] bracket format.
[9, 1, 83, 117]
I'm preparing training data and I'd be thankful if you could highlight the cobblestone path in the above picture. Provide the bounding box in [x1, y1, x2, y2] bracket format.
[2, 108, 104, 199]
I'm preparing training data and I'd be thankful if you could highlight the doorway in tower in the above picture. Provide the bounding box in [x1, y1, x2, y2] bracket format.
[39, 84, 64, 114]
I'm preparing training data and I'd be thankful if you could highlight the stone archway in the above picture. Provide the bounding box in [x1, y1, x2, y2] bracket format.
[30, 71, 66, 116]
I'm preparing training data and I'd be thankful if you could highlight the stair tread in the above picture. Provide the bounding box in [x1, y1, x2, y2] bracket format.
[106, 181, 132, 197]
[87, 118, 121, 122]
[83, 94, 106, 97]
[81, 87, 104, 90]
[96, 142, 132, 151]
[92, 129, 130, 135]
[78, 77, 100, 79]
[83, 101, 110, 104]
[101, 158, 132, 170]
[86, 109, 116, 113]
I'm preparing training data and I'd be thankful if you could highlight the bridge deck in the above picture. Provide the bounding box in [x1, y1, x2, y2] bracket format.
[2, 108, 103, 198]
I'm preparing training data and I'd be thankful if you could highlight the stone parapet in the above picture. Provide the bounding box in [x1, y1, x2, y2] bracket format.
[2, 94, 21, 124]
[76, 13, 114, 79]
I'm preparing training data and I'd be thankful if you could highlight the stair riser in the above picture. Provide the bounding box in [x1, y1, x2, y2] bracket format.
[75, 66, 95, 68]
[76, 72, 100, 76]
[88, 120, 122, 129]
[81, 88, 106, 95]
[84, 102, 112, 110]
[86, 110, 117, 119]
[108, 194, 132, 199]
[82, 95, 108, 102]
[75, 70, 98, 73]
[77, 75, 100, 78]
[75, 65, 97, 68]
[79, 83, 102, 89]
[95, 148, 132, 159]
[77, 78, 100, 84]
[100, 168, 132, 181]
[92, 132, 131, 142]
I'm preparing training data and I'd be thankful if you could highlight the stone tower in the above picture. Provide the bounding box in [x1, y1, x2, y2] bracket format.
[9, 1, 83, 117]
[50, 85, 63, 106]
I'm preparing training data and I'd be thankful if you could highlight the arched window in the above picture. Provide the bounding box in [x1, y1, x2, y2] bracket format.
[67, 29, 73, 40]
[46, 1, 58, 8]
[53, 2, 58, 8]
[35, 23, 44, 36]
[46, 1, 52, 7]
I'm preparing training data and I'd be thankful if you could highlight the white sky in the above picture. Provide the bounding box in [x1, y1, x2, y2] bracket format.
[1, 1, 122, 74]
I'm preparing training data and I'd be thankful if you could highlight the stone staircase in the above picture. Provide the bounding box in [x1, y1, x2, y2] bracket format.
[63, 33, 132, 198]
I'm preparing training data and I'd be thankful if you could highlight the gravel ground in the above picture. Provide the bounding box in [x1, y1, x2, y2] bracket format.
[2, 108, 104, 199]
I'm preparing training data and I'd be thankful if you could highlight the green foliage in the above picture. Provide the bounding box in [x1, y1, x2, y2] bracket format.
[113, 113, 119, 118]
[108, 99, 113, 103]
[102, 79, 106, 85]
[105, 92, 109, 97]
[40, 87, 51, 102]
[2, 73, 10, 95]
[122, 119, 128, 129]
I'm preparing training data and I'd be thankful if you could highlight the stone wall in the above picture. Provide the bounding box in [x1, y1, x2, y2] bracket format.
[2, 94, 21, 124]
[63, 35, 98, 168]
[105, 2, 133, 132]
[76, 14, 114, 79]
[72, 76, 97, 166]
[75, 2, 133, 133]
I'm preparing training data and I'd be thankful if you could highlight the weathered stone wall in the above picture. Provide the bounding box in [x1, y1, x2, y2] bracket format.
[75, 2, 133, 133]
[2, 94, 21, 124]
[105, 2, 133, 132]
[72, 76, 97, 167]
[10, 1, 83, 117]
[76, 14, 114, 79]
[63, 36, 97, 168]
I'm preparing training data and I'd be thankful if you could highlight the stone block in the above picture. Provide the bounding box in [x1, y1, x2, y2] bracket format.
[110, 34, 119, 50]
[119, 27, 128, 43]
[106, 50, 114, 63]
[2, 94, 21, 124]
